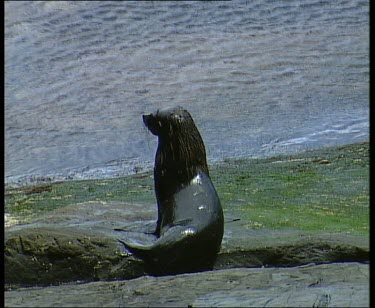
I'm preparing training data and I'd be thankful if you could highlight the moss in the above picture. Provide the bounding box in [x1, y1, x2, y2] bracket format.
[5, 142, 369, 235]
[211, 142, 369, 235]
[5, 172, 155, 220]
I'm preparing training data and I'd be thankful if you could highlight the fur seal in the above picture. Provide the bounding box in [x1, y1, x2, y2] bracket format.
[118, 106, 224, 275]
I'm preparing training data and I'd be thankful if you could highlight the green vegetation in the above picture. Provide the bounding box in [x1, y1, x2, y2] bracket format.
[4, 174, 155, 219]
[211, 142, 369, 235]
[5, 142, 369, 235]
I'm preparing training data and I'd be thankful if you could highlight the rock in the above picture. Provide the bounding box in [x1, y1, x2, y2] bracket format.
[4, 227, 145, 286]
[4, 201, 154, 286]
[4, 200, 369, 307]
[5, 262, 369, 307]
[4, 201, 368, 287]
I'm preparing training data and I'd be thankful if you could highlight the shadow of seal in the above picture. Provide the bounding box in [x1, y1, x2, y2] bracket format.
[118, 106, 224, 275]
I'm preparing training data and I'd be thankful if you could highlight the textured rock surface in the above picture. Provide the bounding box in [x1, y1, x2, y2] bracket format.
[4, 146, 369, 307]
[5, 262, 369, 307]
[5, 201, 368, 286]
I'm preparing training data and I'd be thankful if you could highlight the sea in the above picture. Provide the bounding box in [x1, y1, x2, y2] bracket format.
[5, 0, 369, 187]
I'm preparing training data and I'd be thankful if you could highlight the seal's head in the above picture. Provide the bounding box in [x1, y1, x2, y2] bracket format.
[143, 106, 209, 200]
[143, 106, 194, 137]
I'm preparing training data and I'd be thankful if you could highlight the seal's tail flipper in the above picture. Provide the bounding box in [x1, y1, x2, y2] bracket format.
[118, 225, 197, 260]
[118, 238, 152, 259]
[117, 229, 159, 258]
[114, 228, 155, 235]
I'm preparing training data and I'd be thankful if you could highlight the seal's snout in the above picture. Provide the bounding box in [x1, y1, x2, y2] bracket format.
[142, 114, 151, 127]
[143, 113, 159, 136]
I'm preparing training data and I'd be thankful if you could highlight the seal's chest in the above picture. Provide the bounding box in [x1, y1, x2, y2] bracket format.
[172, 172, 221, 221]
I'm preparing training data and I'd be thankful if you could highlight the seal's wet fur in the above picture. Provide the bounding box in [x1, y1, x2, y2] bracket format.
[144, 106, 210, 236]
[118, 106, 224, 275]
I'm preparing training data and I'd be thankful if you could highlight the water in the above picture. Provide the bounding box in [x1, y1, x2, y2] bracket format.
[5, 0, 369, 186]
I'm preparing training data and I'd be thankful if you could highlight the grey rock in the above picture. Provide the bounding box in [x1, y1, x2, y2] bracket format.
[4, 201, 369, 307]
[5, 263, 369, 307]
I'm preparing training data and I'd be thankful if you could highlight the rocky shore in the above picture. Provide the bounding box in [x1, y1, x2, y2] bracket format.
[4, 142, 369, 307]
[5, 262, 369, 307]
[5, 200, 369, 307]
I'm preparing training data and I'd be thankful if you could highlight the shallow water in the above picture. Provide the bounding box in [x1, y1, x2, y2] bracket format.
[5, 0, 369, 186]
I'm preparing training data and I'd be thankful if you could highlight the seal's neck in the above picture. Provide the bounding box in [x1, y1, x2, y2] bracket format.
[156, 134, 209, 187]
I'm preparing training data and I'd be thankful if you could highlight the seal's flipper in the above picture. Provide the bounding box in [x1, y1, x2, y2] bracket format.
[114, 228, 155, 235]
[114, 220, 156, 234]
[118, 221, 220, 275]
[118, 225, 197, 259]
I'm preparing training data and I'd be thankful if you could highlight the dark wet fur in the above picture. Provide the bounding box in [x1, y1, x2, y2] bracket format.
[143, 106, 209, 236]
[118, 106, 224, 275]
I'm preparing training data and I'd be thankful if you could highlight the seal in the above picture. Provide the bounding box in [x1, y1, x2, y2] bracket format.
[118, 106, 224, 275]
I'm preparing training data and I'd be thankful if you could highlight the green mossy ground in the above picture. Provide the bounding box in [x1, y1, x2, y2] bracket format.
[5, 142, 369, 235]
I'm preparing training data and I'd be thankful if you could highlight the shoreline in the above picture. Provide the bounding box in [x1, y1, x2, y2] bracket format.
[5, 140, 368, 189]
[5, 141, 369, 235]
[4, 140, 369, 306]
